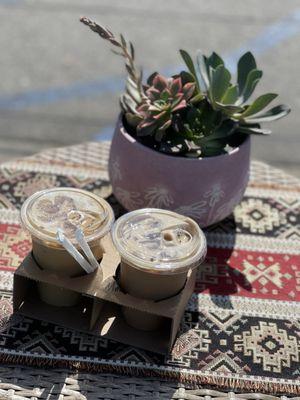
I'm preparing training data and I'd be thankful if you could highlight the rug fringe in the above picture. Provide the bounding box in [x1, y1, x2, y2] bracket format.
[0, 352, 299, 396]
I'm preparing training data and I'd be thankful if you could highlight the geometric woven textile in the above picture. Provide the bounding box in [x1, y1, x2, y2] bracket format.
[0, 142, 299, 395]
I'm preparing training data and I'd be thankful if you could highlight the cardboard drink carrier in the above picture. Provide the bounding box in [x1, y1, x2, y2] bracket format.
[13, 190, 207, 354]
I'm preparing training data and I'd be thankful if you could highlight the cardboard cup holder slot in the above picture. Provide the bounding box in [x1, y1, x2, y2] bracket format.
[32, 251, 102, 279]
[114, 264, 187, 302]
[121, 305, 167, 331]
[13, 235, 197, 354]
[95, 301, 172, 352]
[14, 275, 94, 331]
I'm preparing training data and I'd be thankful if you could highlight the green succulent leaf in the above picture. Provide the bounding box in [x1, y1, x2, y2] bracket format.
[160, 90, 170, 102]
[171, 95, 184, 109]
[221, 84, 239, 105]
[147, 72, 159, 86]
[196, 51, 210, 91]
[170, 78, 182, 96]
[237, 52, 256, 94]
[137, 121, 158, 136]
[157, 119, 172, 133]
[182, 82, 196, 99]
[119, 96, 127, 113]
[126, 76, 138, 89]
[153, 74, 168, 91]
[209, 65, 231, 103]
[201, 120, 236, 142]
[122, 94, 138, 114]
[125, 78, 141, 103]
[147, 102, 160, 110]
[243, 104, 291, 123]
[120, 33, 127, 49]
[190, 93, 204, 103]
[179, 71, 196, 85]
[198, 140, 227, 156]
[240, 93, 278, 118]
[179, 49, 200, 91]
[238, 126, 272, 135]
[206, 52, 224, 69]
[146, 87, 161, 101]
[173, 99, 187, 112]
[183, 102, 224, 140]
[129, 41, 135, 59]
[215, 102, 244, 114]
[200, 52, 225, 95]
[181, 124, 195, 140]
[240, 69, 263, 103]
[125, 112, 142, 127]
[125, 63, 134, 77]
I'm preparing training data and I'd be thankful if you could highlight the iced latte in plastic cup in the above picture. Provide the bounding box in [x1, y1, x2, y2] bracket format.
[112, 208, 206, 329]
[21, 187, 115, 306]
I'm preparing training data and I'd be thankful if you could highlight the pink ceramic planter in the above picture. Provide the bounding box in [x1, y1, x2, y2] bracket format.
[108, 116, 251, 227]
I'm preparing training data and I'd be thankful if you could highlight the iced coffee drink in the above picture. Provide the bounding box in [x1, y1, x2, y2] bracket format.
[21, 187, 115, 306]
[112, 208, 206, 330]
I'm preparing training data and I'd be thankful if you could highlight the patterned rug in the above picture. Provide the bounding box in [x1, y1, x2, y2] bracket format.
[0, 142, 299, 395]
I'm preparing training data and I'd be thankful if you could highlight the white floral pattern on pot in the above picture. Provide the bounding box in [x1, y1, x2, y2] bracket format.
[176, 201, 207, 220]
[203, 183, 225, 225]
[114, 187, 142, 209]
[175, 183, 247, 225]
[144, 186, 174, 208]
[110, 158, 122, 182]
[114, 177, 248, 226]
[175, 183, 226, 225]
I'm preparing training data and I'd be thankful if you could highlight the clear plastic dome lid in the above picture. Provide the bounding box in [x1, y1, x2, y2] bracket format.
[21, 188, 115, 246]
[112, 208, 206, 274]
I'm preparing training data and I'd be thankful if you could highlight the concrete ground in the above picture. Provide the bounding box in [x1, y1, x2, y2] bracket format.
[0, 0, 299, 176]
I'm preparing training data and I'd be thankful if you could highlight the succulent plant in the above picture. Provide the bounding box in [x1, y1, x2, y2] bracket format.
[80, 17, 291, 158]
[135, 73, 196, 141]
[172, 101, 237, 157]
[181, 50, 290, 135]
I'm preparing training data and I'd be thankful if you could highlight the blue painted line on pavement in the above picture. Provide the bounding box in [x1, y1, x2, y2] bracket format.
[0, 0, 22, 5]
[94, 125, 115, 141]
[0, 8, 299, 115]
[0, 65, 181, 110]
[0, 79, 124, 110]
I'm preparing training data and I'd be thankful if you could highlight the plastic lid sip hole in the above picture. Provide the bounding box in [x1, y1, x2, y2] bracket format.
[163, 231, 173, 242]
[162, 228, 192, 246]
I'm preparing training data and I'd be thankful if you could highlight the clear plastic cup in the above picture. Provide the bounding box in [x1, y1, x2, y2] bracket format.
[111, 208, 207, 330]
[21, 187, 115, 306]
